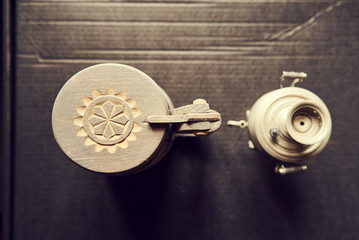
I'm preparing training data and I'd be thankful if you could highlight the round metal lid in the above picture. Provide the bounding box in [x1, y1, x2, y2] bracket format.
[52, 63, 172, 174]
[247, 87, 331, 162]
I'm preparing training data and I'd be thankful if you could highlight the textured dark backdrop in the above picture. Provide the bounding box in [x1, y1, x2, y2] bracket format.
[3, 0, 359, 239]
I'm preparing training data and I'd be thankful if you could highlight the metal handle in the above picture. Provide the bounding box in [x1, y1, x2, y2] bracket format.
[147, 99, 221, 136]
[279, 71, 307, 88]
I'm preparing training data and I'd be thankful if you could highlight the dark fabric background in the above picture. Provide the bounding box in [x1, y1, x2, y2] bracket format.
[5, 0, 359, 239]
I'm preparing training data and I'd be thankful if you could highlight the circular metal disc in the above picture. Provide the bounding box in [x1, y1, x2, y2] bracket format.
[247, 87, 331, 162]
[52, 63, 171, 174]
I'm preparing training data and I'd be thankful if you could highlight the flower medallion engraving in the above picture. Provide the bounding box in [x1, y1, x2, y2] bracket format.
[89, 101, 129, 139]
[74, 88, 142, 153]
